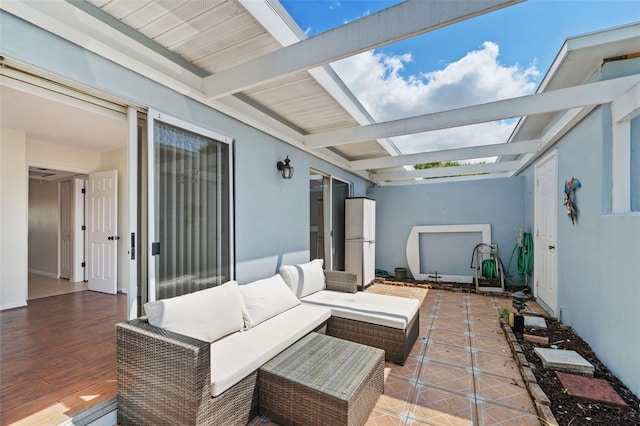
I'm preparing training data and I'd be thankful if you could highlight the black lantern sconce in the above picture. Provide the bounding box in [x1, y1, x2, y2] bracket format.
[277, 156, 294, 179]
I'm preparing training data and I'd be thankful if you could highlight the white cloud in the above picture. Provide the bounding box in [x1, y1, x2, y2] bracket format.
[331, 42, 540, 156]
[329, 1, 341, 11]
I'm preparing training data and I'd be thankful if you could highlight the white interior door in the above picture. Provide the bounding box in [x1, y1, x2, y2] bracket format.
[534, 151, 558, 315]
[60, 181, 73, 280]
[88, 170, 118, 294]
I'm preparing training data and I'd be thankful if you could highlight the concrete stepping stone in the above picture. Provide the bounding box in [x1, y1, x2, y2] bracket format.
[556, 371, 628, 408]
[534, 348, 594, 376]
[523, 315, 547, 329]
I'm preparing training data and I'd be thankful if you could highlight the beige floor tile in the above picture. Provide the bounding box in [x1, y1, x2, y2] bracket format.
[417, 360, 475, 396]
[469, 334, 512, 356]
[474, 372, 536, 414]
[475, 401, 541, 425]
[386, 355, 423, 380]
[430, 318, 469, 333]
[424, 343, 472, 368]
[409, 338, 429, 358]
[410, 385, 476, 426]
[472, 352, 521, 380]
[467, 318, 503, 337]
[377, 374, 415, 414]
[366, 407, 406, 426]
[432, 309, 468, 320]
[428, 328, 470, 348]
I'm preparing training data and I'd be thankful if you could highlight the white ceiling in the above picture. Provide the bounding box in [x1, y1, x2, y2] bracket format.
[0, 84, 127, 152]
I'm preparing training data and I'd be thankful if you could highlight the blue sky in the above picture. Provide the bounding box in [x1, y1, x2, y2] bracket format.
[280, 0, 640, 155]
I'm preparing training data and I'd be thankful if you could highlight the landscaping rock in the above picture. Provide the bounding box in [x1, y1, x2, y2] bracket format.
[524, 315, 547, 329]
[524, 334, 549, 345]
[534, 348, 594, 377]
[556, 371, 628, 409]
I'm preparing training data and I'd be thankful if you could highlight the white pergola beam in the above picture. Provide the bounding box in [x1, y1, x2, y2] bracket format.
[306, 74, 640, 148]
[371, 160, 523, 181]
[351, 140, 540, 170]
[203, 0, 522, 99]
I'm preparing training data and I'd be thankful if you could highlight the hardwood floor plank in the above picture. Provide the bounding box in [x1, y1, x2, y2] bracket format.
[0, 291, 126, 425]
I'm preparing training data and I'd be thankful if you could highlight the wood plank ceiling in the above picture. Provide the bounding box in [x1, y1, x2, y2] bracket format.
[86, 0, 390, 161]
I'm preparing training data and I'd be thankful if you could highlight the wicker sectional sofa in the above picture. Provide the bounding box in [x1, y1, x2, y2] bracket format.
[116, 260, 420, 425]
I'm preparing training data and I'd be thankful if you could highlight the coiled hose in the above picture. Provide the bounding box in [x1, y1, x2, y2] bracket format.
[481, 259, 500, 281]
[507, 232, 533, 284]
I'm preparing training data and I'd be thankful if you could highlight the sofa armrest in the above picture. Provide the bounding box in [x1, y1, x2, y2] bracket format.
[116, 318, 211, 424]
[324, 270, 358, 293]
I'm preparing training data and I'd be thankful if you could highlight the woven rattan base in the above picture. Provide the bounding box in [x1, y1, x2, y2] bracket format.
[326, 312, 419, 365]
[116, 319, 258, 426]
[259, 333, 384, 426]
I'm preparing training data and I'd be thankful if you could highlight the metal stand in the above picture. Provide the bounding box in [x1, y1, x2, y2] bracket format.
[473, 244, 505, 292]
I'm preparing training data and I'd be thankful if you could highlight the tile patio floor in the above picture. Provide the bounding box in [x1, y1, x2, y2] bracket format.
[252, 283, 548, 426]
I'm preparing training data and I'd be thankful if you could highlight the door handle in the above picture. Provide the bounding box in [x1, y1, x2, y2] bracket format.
[108, 236, 120, 241]
[548, 245, 555, 250]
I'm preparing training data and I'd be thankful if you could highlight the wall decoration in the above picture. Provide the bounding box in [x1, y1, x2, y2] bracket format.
[563, 177, 581, 225]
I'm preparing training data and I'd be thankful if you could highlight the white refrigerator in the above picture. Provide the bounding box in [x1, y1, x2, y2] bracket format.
[345, 198, 376, 288]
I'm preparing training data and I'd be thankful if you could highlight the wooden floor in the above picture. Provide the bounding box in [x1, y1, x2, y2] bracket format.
[1, 291, 127, 425]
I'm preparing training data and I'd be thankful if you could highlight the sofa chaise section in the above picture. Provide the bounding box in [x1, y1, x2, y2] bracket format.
[279, 259, 420, 365]
[302, 290, 420, 365]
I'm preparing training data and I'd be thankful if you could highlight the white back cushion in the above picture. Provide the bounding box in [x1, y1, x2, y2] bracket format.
[238, 274, 301, 328]
[278, 259, 325, 298]
[144, 280, 244, 342]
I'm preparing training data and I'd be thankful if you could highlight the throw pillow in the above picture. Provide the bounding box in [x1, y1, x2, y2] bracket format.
[279, 259, 326, 298]
[238, 274, 301, 328]
[144, 280, 244, 342]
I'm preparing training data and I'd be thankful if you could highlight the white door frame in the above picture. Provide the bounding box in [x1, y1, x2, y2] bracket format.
[534, 150, 559, 315]
[127, 107, 139, 319]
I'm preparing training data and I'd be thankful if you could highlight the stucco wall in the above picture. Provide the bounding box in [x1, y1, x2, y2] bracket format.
[631, 116, 639, 211]
[369, 177, 525, 281]
[521, 105, 640, 397]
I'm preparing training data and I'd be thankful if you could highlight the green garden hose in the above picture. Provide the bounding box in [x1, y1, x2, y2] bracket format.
[507, 232, 533, 284]
[481, 259, 500, 282]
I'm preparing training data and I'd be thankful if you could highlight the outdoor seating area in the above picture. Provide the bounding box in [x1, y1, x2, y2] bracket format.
[116, 260, 419, 425]
[114, 259, 557, 426]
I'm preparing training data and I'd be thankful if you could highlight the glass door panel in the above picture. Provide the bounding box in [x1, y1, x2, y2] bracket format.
[148, 112, 233, 301]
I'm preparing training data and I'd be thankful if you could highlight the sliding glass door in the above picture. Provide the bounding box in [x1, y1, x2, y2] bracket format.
[148, 111, 233, 301]
[309, 170, 351, 271]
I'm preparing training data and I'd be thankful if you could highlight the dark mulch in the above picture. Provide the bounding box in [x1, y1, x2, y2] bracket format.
[517, 318, 640, 425]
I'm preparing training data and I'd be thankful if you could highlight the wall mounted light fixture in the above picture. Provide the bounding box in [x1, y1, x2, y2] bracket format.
[276, 156, 294, 179]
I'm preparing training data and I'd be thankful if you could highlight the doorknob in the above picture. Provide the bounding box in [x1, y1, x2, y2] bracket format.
[548, 245, 555, 250]
[108, 236, 120, 241]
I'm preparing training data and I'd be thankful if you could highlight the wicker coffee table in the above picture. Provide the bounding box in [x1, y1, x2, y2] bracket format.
[259, 332, 384, 426]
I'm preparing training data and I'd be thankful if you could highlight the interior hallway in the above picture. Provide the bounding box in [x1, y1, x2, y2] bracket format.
[28, 273, 88, 300]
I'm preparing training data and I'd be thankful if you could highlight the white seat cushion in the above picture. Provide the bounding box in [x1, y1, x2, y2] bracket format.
[301, 290, 419, 330]
[144, 280, 244, 342]
[279, 259, 325, 298]
[238, 274, 301, 328]
[209, 304, 330, 397]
